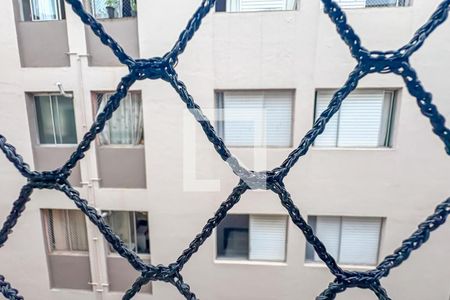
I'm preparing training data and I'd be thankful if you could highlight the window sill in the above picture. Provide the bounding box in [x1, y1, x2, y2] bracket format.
[97, 144, 144, 149]
[19, 19, 65, 23]
[50, 288, 93, 293]
[304, 262, 375, 271]
[342, 6, 411, 10]
[215, 10, 298, 14]
[311, 147, 396, 151]
[35, 144, 78, 148]
[228, 145, 293, 149]
[49, 251, 89, 257]
[96, 16, 137, 21]
[108, 253, 150, 260]
[214, 259, 287, 267]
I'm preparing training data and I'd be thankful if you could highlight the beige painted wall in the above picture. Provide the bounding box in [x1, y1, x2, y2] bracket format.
[0, 1, 449, 300]
[85, 18, 140, 66]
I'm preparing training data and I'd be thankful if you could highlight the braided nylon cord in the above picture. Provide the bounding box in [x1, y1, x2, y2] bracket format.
[0, 0, 449, 299]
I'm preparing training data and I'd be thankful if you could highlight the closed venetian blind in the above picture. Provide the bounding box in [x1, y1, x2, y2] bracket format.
[227, 0, 296, 12]
[334, 0, 366, 9]
[222, 91, 293, 147]
[315, 90, 391, 147]
[241, 0, 287, 11]
[339, 217, 382, 265]
[249, 215, 287, 261]
[314, 216, 341, 261]
[313, 216, 382, 265]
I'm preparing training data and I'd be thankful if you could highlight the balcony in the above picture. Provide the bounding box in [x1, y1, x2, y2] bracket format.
[85, 0, 139, 66]
[13, 0, 70, 67]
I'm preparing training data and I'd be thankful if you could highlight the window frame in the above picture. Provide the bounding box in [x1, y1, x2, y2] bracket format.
[33, 93, 78, 146]
[331, 0, 411, 9]
[215, 214, 288, 263]
[215, 89, 295, 149]
[24, 0, 65, 22]
[42, 209, 90, 256]
[306, 216, 384, 267]
[103, 210, 151, 256]
[215, 0, 299, 13]
[313, 89, 397, 149]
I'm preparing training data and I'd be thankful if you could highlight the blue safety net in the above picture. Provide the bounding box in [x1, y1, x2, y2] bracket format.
[0, 0, 449, 299]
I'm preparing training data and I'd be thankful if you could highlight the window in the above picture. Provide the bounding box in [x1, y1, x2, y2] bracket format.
[216, 0, 297, 12]
[18, 0, 66, 21]
[95, 92, 144, 145]
[34, 94, 77, 144]
[90, 0, 137, 19]
[43, 209, 89, 252]
[42, 209, 92, 290]
[306, 216, 382, 266]
[104, 211, 150, 255]
[217, 91, 293, 147]
[314, 90, 396, 148]
[217, 214, 287, 262]
[333, 0, 409, 9]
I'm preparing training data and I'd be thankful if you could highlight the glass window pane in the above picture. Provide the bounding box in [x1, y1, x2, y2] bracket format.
[67, 210, 89, 251]
[53, 96, 77, 144]
[135, 212, 150, 254]
[217, 215, 249, 259]
[97, 93, 144, 145]
[46, 210, 70, 251]
[31, 0, 59, 21]
[108, 211, 132, 252]
[35, 95, 56, 144]
[91, 0, 108, 18]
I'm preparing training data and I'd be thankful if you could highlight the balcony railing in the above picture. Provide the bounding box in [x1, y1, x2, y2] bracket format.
[335, 0, 410, 9]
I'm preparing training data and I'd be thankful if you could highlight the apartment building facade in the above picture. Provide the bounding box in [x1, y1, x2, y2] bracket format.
[0, 0, 449, 299]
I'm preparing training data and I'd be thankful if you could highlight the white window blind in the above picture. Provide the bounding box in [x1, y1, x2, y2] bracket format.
[309, 216, 382, 266]
[333, 0, 366, 9]
[314, 216, 341, 261]
[227, 0, 296, 12]
[221, 91, 293, 147]
[339, 217, 382, 265]
[314, 90, 394, 148]
[333, 0, 408, 9]
[249, 215, 287, 261]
